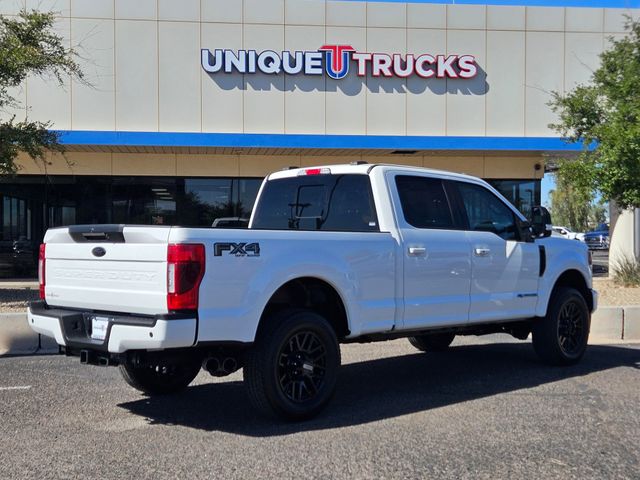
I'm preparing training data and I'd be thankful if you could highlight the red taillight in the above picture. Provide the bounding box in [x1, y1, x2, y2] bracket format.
[38, 243, 46, 300]
[167, 243, 205, 311]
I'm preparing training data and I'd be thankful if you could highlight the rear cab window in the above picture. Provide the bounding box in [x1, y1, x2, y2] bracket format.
[251, 174, 379, 232]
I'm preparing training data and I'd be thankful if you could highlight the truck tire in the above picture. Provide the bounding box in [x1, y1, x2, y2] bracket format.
[119, 358, 201, 395]
[244, 309, 340, 421]
[532, 286, 590, 366]
[408, 333, 455, 352]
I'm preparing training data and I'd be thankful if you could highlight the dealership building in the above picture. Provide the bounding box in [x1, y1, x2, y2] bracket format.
[0, 0, 638, 276]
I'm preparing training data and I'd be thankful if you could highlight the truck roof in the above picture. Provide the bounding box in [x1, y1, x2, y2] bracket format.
[267, 163, 485, 183]
[266, 163, 527, 222]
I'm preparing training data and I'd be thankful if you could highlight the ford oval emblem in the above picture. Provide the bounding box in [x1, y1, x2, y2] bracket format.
[92, 247, 106, 258]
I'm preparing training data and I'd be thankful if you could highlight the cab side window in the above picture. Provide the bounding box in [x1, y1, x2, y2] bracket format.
[455, 182, 519, 241]
[395, 176, 455, 229]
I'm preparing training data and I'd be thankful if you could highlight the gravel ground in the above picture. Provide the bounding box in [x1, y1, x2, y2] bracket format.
[593, 278, 640, 306]
[0, 287, 38, 312]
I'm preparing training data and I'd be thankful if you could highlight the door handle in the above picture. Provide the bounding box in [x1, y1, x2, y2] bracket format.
[474, 247, 491, 257]
[408, 247, 427, 257]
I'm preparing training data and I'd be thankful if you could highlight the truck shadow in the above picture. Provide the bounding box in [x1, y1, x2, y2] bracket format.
[118, 343, 639, 436]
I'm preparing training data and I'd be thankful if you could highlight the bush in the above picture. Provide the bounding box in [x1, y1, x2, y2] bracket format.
[612, 255, 640, 287]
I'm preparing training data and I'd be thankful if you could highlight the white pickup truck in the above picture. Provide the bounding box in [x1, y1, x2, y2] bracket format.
[28, 164, 597, 420]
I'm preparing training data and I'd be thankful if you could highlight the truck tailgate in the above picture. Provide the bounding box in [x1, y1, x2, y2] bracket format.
[43, 226, 171, 315]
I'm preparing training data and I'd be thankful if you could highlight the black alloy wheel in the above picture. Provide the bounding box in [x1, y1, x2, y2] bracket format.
[532, 286, 590, 366]
[277, 331, 327, 403]
[557, 300, 587, 356]
[244, 309, 340, 421]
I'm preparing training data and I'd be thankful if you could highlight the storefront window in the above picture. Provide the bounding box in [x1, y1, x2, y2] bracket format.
[2, 197, 10, 239]
[183, 179, 233, 226]
[1, 195, 29, 241]
[181, 178, 262, 226]
[112, 177, 178, 225]
[0, 175, 264, 277]
[488, 180, 541, 220]
[0, 194, 33, 277]
[237, 179, 262, 218]
[49, 205, 76, 227]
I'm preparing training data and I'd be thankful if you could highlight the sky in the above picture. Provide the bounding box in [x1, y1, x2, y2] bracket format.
[542, 175, 555, 207]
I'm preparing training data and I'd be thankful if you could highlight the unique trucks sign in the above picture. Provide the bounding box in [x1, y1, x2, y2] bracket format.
[201, 44, 477, 79]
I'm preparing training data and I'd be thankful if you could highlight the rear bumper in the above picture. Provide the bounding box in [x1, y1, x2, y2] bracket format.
[591, 288, 599, 313]
[27, 301, 197, 354]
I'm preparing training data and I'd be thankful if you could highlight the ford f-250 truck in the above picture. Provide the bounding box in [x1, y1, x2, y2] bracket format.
[28, 164, 597, 420]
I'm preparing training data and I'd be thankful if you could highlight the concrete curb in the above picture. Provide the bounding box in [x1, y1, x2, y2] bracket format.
[590, 305, 640, 342]
[621, 306, 640, 341]
[0, 312, 58, 356]
[591, 307, 624, 340]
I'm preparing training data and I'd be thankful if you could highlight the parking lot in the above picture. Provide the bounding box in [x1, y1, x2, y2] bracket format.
[1, 336, 638, 479]
[592, 250, 610, 277]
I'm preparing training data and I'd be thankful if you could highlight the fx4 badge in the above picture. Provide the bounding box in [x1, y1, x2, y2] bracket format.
[214, 242, 260, 257]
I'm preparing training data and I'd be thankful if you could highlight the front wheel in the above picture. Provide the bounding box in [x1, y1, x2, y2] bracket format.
[532, 287, 590, 366]
[244, 310, 340, 421]
[119, 356, 202, 395]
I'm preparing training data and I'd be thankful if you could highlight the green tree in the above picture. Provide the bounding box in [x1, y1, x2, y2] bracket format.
[0, 10, 83, 175]
[588, 200, 607, 227]
[549, 18, 640, 209]
[548, 167, 608, 232]
[548, 173, 592, 231]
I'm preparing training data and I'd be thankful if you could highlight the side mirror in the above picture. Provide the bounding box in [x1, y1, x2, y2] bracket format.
[530, 206, 552, 238]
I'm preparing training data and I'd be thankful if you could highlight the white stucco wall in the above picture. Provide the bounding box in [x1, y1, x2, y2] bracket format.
[610, 210, 638, 268]
[0, 0, 638, 137]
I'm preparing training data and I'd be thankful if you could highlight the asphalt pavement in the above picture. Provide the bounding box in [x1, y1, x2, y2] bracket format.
[592, 250, 609, 277]
[1, 336, 639, 479]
